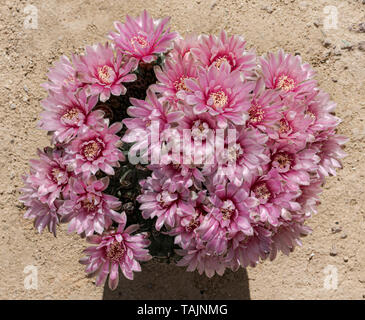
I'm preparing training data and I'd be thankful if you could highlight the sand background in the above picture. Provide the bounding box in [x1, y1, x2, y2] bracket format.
[0, 0, 364, 299]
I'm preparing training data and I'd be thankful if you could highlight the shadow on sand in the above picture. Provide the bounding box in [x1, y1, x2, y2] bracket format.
[103, 259, 250, 300]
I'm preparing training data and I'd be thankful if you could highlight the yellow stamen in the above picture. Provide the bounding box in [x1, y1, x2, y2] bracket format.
[210, 90, 228, 109]
[248, 105, 265, 123]
[106, 241, 126, 263]
[214, 56, 229, 69]
[131, 35, 148, 51]
[97, 65, 113, 85]
[277, 75, 295, 92]
[61, 108, 80, 123]
[83, 141, 100, 160]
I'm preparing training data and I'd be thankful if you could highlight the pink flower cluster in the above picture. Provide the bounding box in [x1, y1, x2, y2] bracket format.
[20, 10, 346, 289]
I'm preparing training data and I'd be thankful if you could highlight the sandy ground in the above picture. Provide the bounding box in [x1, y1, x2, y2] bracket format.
[0, 0, 364, 300]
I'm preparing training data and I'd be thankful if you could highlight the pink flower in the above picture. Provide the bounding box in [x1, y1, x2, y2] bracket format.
[305, 90, 341, 134]
[169, 34, 200, 60]
[41, 55, 84, 94]
[197, 183, 253, 255]
[169, 191, 208, 250]
[74, 42, 138, 102]
[19, 180, 61, 236]
[24, 147, 73, 206]
[109, 10, 178, 63]
[312, 130, 347, 177]
[226, 226, 272, 269]
[191, 30, 257, 76]
[59, 176, 125, 236]
[152, 54, 198, 105]
[176, 241, 227, 278]
[269, 221, 311, 260]
[247, 78, 283, 131]
[245, 170, 301, 227]
[68, 122, 125, 176]
[184, 63, 254, 128]
[137, 174, 195, 231]
[260, 50, 317, 98]
[122, 90, 183, 161]
[267, 98, 314, 150]
[212, 127, 269, 186]
[269, 146, 319, 191]
[147, 162, 201, 191]
[296, 179, 322, 216]
[80, 223, 151, 290]
[174, 105, 218, 170]
[39, 89, 102, 144]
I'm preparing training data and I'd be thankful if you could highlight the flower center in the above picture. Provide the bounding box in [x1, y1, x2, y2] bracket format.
[306, 111, 316, 121]
[131, 35, 148, 51]
[252, 182, 271, 201]
[191, 120, 210, 140]
[227, 144, 243, 163]
[210, 90, 228, 109]
[157, 191, 173, 208]
[278, 118, 290, 134]
[185, 214, 201, 232]
[213, 55, 229, 69]
[272, 152, 292, 170]
[106, 241, 126, 263]
[277, 75, 295, 92]
[50, 167, 66, 185]
[82, 197, 97, 212]
[173, 76, 191, 92]
[61, 108, 81, 125]
[248, 105, 265, 124]
[221, 200, 236, 220]
[97, 65, 114, 85]
[82, 140, 102, 161]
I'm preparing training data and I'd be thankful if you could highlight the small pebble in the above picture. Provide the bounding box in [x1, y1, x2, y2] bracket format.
[343, 257, 349, 262]
[340, 233, 348, 239]
[333, 48, 342, 56]
[358, 41, 365, 52]
[341, 41, 354, 50]
[322, 38, 331, 48]
[23, 85, 28, 92]
[331, 226, 342, 234]
[308, 252, 315, 261]
[10, 103, 16, 110]
[330, 245, 337, 256]
[313, 19, 323, 28]
[262, 6, 274, 14]
[359, 22, 365, 33]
